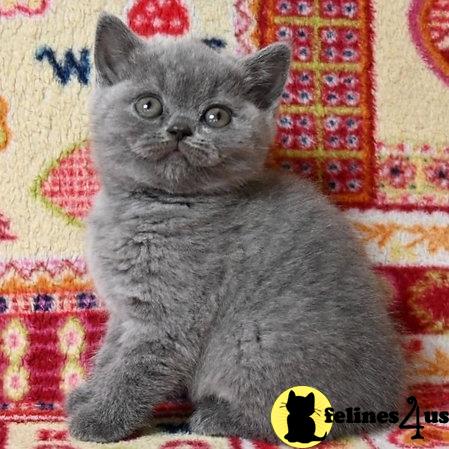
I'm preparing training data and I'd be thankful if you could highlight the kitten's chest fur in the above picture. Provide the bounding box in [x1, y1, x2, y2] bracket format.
[88, 191, 236, 327]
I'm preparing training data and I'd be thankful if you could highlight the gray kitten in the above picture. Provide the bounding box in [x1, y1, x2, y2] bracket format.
[66, 14, 404, 443]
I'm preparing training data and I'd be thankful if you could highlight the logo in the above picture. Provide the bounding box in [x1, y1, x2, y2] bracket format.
[271, 386, 333, 448]
[272, 387, 449, 446]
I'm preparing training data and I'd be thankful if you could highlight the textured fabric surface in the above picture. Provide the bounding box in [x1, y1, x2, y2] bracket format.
[1, 0, 449, 447]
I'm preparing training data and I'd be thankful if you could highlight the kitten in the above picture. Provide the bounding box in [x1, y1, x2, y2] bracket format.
[66, 14, 404, 443]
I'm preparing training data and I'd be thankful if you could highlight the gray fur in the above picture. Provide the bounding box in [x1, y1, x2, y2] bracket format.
[67, 14, 404, 443]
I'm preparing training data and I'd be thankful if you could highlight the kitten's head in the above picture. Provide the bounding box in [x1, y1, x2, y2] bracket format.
[91, 14, 291, 194]
[285, 391, 315, 417]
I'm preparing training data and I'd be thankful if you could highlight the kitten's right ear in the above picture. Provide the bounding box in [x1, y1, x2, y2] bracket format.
[241, 43, 291, 109]
[288, 390, 296, 400]
[94, 13, 143, 86]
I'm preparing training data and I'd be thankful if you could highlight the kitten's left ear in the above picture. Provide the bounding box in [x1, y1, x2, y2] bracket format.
[241, 43, 291, 109]
[94, 13, 144, 85]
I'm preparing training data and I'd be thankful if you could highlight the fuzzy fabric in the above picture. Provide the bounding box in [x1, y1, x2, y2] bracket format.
[1, 0, 449, 448]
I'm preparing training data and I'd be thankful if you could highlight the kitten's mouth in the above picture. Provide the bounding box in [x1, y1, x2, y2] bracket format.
[163, 144, 187, 162]
[178, 142, 221, 167]
[157, 142, 183, 158]
[153, 141, 221, 168]
[164, 143, 191, 161]
[169, 144, 183, 156]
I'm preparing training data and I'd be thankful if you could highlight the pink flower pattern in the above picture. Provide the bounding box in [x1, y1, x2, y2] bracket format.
[425, 160, 449, 190]
[379, 157, 416, 189]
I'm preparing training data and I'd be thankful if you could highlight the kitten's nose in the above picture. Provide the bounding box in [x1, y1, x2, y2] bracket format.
[167, 123, 193, 141]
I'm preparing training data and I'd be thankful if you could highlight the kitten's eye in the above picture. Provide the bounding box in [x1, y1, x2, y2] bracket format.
[203, 106, 231, 128]
[135, 96, 163, 118]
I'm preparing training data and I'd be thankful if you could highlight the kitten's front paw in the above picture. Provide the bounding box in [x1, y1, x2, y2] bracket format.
[69, 402, 132, 443]
[65, 384, 92, 415]
[190, 404, 232, 437]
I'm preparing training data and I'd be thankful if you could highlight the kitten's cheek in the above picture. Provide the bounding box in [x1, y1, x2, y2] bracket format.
[134, 147, 174, 162]
[150, 148, 175, 162]
[182, 145, 221, 167]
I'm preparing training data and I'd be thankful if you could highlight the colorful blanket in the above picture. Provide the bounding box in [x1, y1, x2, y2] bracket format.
[1, 0, 449, 448]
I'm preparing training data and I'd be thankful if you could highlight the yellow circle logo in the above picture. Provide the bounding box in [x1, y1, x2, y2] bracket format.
[271, 386, 333, 448]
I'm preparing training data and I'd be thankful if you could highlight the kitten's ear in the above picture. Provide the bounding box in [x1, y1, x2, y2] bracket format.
[94, 13, 143, 86]
[241, 43, 291, 109]
[306, 393, 315, 402]
[288, 390, 296, 400]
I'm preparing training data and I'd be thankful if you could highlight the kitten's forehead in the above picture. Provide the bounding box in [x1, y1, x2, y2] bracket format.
[132, 39, 242, 105]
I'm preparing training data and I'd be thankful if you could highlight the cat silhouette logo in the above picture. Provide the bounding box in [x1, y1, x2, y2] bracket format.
[271, 386, 333, 447]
